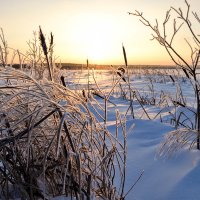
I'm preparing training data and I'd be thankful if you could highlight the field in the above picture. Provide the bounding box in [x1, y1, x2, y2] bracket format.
[59, 68, 200, 200]
[1, 65, 200, 199]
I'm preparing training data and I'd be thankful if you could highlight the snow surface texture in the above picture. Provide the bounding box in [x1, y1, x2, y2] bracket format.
[55, 69, 200, 200]
[118, 119, 200, 200]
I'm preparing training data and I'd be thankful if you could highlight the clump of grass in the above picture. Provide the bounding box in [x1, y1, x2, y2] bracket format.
[157, 128, 197, 158]
[0, 67, 129, 199]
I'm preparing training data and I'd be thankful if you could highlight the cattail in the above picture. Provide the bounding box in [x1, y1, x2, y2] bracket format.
[122, 44, 128, 67]
[117, 71, 126, 82]
[39, 26, 53, 81]
[49, 32, 54, 51]
[92, 90, 105, 99]
[82, 89, 87, 99]
[117, 67, 126, 82]
[118, 67, 126, 74]
[169, 75, 175, 83]
[182, 68, 190, 79]
[60, 76, 66, 87]
[39, 26, 47, 56]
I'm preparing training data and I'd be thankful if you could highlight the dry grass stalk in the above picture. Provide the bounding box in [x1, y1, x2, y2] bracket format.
[0, 28, 8, 67]
[0, 67, 129, 199]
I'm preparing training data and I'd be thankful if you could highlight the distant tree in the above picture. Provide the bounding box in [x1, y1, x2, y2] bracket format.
[129, 0, 200, 149]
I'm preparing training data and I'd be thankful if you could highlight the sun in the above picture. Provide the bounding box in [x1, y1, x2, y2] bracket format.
[85, 32, 109, 63]
[69, 14, 118, 64]
[82, 19, 114, 63]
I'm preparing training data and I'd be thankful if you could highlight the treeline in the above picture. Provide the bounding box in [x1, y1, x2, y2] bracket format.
[8, 63, 183, 70]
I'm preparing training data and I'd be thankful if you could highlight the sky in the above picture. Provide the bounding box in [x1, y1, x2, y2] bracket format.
[0, 0, 200, 65]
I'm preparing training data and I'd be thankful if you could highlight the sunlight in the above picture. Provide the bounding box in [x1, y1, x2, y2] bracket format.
[69, 14, 118, 63]
[85, 32, 109, 62]
[82, 17, 115, 63]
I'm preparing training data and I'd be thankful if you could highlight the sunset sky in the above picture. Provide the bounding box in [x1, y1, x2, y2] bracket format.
[0, 0, 200, 65]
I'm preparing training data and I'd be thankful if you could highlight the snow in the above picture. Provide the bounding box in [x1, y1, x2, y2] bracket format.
[62, 69, 200, 200]
[119, 119, 200, 200]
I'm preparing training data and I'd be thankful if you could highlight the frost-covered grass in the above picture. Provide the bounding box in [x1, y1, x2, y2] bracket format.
[0, 67, 129, 200]
[1, 66, 200, 200]
[61, 68, 200, 200]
